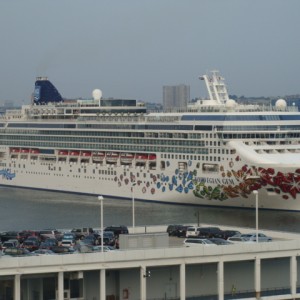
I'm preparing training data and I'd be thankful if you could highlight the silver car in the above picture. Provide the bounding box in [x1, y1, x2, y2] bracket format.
[240, 233, 272, 242]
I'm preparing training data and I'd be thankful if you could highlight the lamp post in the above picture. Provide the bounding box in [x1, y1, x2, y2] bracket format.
[98, 195, 104, 252]
[253, 190, 258, 243]
[131, 182, 136, 233]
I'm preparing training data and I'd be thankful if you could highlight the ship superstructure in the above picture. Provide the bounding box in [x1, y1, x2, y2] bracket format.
[1, 72, 300, 211]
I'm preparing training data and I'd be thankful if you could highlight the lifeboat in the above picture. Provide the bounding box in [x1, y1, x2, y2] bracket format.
[30, 149, 40, 154]
[135, 153, 148, 160]
[81, 151, 92, 157]
[10, 148, 20, 153]
[106, 152, 119, 162]
[69, 151, 80, 156]
[20, 148, 30, 153]
[92, 152, 105, 161]
[58, 150, 69, 156]
[120, 153, 134, 159]
[148, 154, 156, 160]
[120, 153, 135, 164]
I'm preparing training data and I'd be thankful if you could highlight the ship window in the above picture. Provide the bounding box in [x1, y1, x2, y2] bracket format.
[202, 163, 219, 173]
[178, 162, 187, 172]
[160, 161, 166, 170]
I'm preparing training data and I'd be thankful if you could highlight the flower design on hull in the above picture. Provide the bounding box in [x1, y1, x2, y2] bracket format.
[115, 156, 300, 202]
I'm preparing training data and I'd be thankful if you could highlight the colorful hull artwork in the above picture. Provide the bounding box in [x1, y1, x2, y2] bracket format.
[0, 169, 16, 180]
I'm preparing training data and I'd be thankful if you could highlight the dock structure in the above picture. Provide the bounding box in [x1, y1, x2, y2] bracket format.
[1, 227, 300, 300]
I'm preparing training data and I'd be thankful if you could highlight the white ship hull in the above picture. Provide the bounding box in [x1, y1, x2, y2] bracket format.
[1, 145, 300, 211]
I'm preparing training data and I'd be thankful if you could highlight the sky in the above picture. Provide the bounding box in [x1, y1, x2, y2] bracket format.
[1, 0, 300, 105]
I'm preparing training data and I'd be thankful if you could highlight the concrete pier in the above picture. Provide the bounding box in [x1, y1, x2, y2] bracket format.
[1, 224, 300, 299]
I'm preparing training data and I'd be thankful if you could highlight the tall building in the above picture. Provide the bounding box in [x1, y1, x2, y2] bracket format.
[163, 84, 190, 110]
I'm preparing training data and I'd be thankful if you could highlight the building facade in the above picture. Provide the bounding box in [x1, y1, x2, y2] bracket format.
[163, 84, 190, 110]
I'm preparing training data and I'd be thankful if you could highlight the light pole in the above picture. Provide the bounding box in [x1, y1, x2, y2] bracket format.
[131, 182, 136, 233]
[253, 190, 258, 243]
[98, 195, 104, 252]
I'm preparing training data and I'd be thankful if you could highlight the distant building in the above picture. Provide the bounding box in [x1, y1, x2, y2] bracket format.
[163, 84, 190, 111]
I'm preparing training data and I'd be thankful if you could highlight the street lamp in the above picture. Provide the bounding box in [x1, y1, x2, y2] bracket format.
[253, 190, 258, 243]
[131, 182, 136, 233]
[97, 195, 104, 252]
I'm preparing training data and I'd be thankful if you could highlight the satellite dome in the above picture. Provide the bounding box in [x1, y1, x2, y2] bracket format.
[275, 98, 287, 109]
[92, 89, 102, 101]
[225, 99, 237, 108]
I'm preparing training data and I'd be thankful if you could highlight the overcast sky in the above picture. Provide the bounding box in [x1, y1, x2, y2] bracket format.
[1, 0, 300, 104]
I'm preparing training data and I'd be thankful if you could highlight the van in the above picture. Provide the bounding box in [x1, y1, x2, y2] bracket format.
[185, 226, 201, 237]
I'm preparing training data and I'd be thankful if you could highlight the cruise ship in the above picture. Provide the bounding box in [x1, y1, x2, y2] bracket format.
[1, 71, 300, 211]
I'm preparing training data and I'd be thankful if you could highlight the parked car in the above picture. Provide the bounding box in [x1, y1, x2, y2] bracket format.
[185, 226, 201, 238]
[39, 238, 58, 250]
[198, 227, 222, 238]
[183, 238, 217, 246]
[82, 234, 98, 246]
[240, 233, 272, 242]
[61, 233, 76, 245]
[3, 247, 33, 257]
[103, 231, 116, 246]
[51, 245, 75, 254]
[174, 225, 191, 237]
[61, 240, 75, 248]
[39, 229, 62, 241]
[71, 228, 94, 240]
[167, 225, 183, 236]
[104, 226, 129, 237]
[227, 236, 252, 243]
[2, 240, 19, 250]
[218, 230, 241, 240]
[26, 236, 41, 245]
[32, 249, 55, 255]
[22, 240, 39, 252]
[91, 245, 116, 252]
[209, 238, 233, 245]
[0, 231, 22, 243]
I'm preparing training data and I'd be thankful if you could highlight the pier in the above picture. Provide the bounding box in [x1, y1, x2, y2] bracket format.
[1, 225, 300, 300]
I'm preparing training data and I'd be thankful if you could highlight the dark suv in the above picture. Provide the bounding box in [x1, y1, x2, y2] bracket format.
[198, 227, 222, 238]
[166, 225, 190, 237]
[104, 226, 129, 237]
[0, 231, 21, 243]
[167, 225, 183, 236]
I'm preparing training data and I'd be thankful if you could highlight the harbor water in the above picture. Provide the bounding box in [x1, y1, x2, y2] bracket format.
[0, 187, 299, 233]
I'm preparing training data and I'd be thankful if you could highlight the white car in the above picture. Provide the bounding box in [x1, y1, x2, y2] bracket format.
[185, 227, 201, 238]
[183, 238, 217, 246]
[227, 236, 251, 243]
